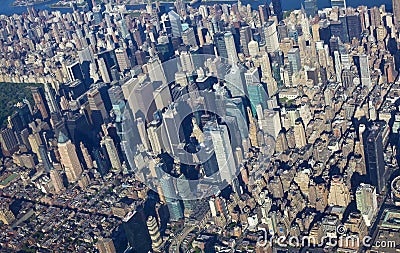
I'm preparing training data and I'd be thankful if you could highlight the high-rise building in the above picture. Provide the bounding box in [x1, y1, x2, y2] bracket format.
[182, 27, 197, 49]
[347, 14, 362, 40]
[87, 87, 108, 124]
[80, 142, 93, 169]
[331, 0, 346, 9]
[356, 183, 378, 226]
[334, 51, 342, 83]
[31, 86, 49, 119]
[304, 0, 318, 18]
[246, 71, 268, 117]
[224, 31, 238, 63]
[214, 32, 228, 59]
[96, 237, 117, 253]
[272, 0, 283, 21]
[38, 145, 52, 172]
[364, 123, 387, 193]
[162, 105, 183, 156]
[101, 136, 122, 170]
[175, 0, 186, 17]
[248, 41, 260, 57]
[288, 48, 302, 73]
[115, 48, 131, 71]
[168, 11, 182, 38]
[179, 50, 195, 73]
[50, 169, 66, 194]
[258, 5, 270, 25]
[66, 60, 84, 82]
[239, 26, 252, 57]
[294, 120, 307, 148]
[122, 208, 152, 253]
[264, 21, 279, 53]
[359, 54, 371, 88]
[147, 216, 163, 252]
[44, 83, 60, 114]
[328, 175, 351, 207]
[0, 205, 15, 225]
[394, 0, 400, 26]
[108, 85, 124, 106]
[98, 57, 111, 83]
[0, 128, 18, 156]
[204, 123, 236, 186]
[259, 109, 281, 139]
[159, 174, 184, 221]
[57, 131, 82, 183]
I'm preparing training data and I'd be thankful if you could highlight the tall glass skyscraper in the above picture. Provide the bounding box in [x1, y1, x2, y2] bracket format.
[272, 0, 283, 22]
[364, 123, 387, 193]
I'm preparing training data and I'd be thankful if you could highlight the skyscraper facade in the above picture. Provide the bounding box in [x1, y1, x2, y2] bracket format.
[57, 131, 82, 183]
[205, 123, 236, 185]
[393, 0, 400, 26]
[359, 54, 372, 88]
[364, 123, 387, 193]
[288, 48, 302, 73]
[272, 0, 283, 21]
[264, 21, 279, 53]
[168, 11, 182, 38]
[224, 31, 239, 63]
[331, 0, 346, 9]
[304, 0, 318, 18]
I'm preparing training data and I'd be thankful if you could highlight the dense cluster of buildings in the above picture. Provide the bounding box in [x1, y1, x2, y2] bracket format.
[0, 0, 399, 252]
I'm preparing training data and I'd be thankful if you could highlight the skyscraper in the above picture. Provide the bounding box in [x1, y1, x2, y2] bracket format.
[80, 142, 93, 169]
[294, 120, 307, 148]
[214, 32, 228, 59]
[304, 0, 318, 18]
[162, 105, 183, 156]
[101, 136, 122, 170]
[356, 183, 378, 226]
[87, 87, 108, 121]
[50, 169, 66, 194]
[245, 68, 268, 117]
[182, 27, 197, 49]
[224, 31, 238, 63]
[122, 208, 152, 253]
[359, 54, 371, 88]
[38, 145, 52, 172]
[263, 21, 279, 53]
[115, 48, 131, 71]
[364, 123, 387, 193]
[96, 237, 117, 253]
[147, 216, 163, 252]
[57, 131, 82, 183]
[31, 86, 49, 119]
[272, 0, 283, 21]
[159, 174, 184, 221]
[394, 0, 400, 26]
[205, 123, 237, 186]
[258, 5, 270, 25]
[239, 26, 252, 57]
[331, 0, 346, 9]
[288, 48, 302, 73]
[168, 11, 182, 38]
[347, 14, 362, 40]
[0, 128, 18, 156]
[44, 83, 60, 114]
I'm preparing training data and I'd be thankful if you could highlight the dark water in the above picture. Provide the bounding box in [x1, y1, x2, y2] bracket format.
[0, 0, 392, 15]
